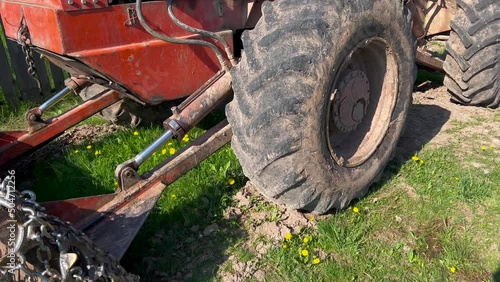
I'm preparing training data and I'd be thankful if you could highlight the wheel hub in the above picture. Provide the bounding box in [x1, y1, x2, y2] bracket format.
[332, 70, 370, 132]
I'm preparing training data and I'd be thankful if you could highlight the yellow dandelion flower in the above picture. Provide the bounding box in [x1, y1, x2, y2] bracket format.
[228, 178, 235, 185]
[169, 148, 176, 155]
[86, 145, 92, 149]
[301, 249, 309, 257]
[285, 233, 292, 241]
[309, 216, 315, 222]
[133, 131, 139, 136]
[419, 159, 424, 165]
[313, 258, 321, 264]
[449, 266, 456, 273]
[353, 207, 359, 213]
[490, 144, 495, 148]
[411, 155, 420, 161]
[455, 177, 460, 181]
[303, 237, 310, 243]
[182, 135, 190, 142]
[95, 150, 101, 156]
[282, 244, 288, 249]
[481, 146, 487, 151]
[74, 149, 79, 154]
[161, 148, 167, 155]
[171, 194, 176, 199]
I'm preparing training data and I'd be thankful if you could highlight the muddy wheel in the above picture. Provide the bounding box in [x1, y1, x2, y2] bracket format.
[443, 0, 500, 108]
[226, 0, 416, 213]
[79, 84, 175, 127]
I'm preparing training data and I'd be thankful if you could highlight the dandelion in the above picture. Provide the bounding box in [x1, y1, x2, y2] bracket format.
[74, 149, 79, 154]
[312, 258, 321, 264]
[86, 145, 92, 149]
[95, 150, 101, 156]
[161, 148, 167, 155]
[282, 244, 288, 249]
[490, 144, 495, 148]
[309, 216, 315, 222]
[171, 194, 176, 199]
[133, 131, 139, 136]
[454, 177, 460, 181]
[303, 237, 310, 243]
[449, 266, 456, 273]
[419, 159, 424, 165]
[228, 178, 235, 185]
[481, 146, 487, 151]
[411, 155, 420, 161]
[169, 148, 176, 155]
[353, 206, 359, 213]
[285, 233, 292, 241]
[182, 135, 190, 142]
[301, 249, 309, 257]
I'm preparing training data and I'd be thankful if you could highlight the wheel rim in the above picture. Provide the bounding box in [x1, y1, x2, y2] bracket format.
[326, 38, 399, 167]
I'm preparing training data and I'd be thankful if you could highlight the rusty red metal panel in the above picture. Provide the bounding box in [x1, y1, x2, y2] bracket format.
[42, 194, 116, 224]
[1, 1, 65, 53]
[1, 1, 246, 103]
[72, 33, 233, 103]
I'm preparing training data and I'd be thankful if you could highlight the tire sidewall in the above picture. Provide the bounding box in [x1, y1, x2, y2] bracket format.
[305, 4, 415, 206]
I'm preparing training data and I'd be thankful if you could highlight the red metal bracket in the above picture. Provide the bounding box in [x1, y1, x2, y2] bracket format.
[0, 90, 123, 166]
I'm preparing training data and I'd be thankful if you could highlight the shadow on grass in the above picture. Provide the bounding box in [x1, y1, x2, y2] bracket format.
[493, 266, 500, 282]
[121, 179, 247, 281]
[361, 102, 451, 206]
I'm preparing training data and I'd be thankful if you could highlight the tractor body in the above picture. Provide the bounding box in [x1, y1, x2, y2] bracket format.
[1, 0, 498, 280]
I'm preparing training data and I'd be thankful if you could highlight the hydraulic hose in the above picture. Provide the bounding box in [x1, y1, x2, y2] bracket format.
[136, 0, 229, 71]
[167, 0, 237, 67]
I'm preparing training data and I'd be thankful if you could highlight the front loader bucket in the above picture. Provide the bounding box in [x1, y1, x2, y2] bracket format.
[41, 121, 232, 259]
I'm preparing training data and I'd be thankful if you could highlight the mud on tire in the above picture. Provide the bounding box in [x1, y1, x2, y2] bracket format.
[443, 0, 500, 108]
[226, 0, 416, 214]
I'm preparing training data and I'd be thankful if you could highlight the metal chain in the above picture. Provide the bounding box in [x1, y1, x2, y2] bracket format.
[0, 175, 139, 282]
[16, 16, 42, 91]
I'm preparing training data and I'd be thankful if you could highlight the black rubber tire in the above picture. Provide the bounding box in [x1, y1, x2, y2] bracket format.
[79, 84, 175, 127]
[226, 0, 416, 214]
[443, 0, 500, 108]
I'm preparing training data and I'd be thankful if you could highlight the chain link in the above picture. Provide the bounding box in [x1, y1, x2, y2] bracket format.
[16, 16, 42, 91]
[0, 176, 139, 282]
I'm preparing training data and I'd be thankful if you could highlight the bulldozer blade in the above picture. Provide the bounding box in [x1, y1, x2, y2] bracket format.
[43, 194, 117, 224]
[77, 120, 232, 260]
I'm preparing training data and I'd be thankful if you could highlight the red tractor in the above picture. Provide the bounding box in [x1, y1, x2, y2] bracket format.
[0, 0, 498, 280]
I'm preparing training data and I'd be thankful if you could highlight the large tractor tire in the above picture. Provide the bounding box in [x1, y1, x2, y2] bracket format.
[226, 0, 416, 214]
[79, 84, 174, 127]
[443, 0, 500, 108]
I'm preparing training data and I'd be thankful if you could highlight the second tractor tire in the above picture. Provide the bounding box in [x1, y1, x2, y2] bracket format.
[227, 0, 416, 214]
[443, 0, 500, 108]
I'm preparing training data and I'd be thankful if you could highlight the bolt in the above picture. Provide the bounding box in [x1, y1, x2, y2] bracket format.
[67, 0, 74, 4]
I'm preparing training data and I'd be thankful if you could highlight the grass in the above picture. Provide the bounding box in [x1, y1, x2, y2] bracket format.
[2, 91, 498, 281]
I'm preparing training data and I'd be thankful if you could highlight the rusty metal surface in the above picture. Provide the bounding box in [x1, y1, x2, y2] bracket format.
[416, 49, 444, 71]
[0, 90, 122, 166]
[80, 121, 233, 259]
[165, 72, 233, 138]
[0, 1, 246, 104]
[42, 194, 116, 224]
